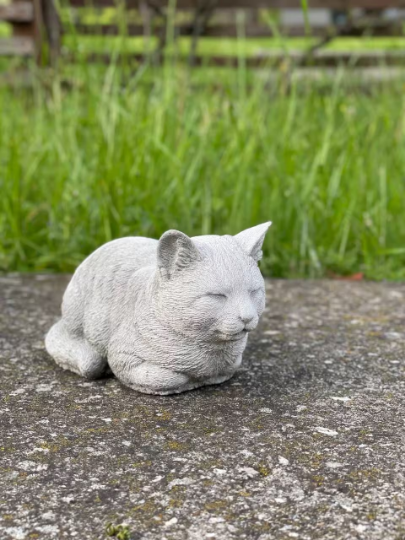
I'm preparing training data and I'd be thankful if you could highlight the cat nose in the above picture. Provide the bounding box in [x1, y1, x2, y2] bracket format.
[240, 315, 254, 326]
[238, 301, 257, 328]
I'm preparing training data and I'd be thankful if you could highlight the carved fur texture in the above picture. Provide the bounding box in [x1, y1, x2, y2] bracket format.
[45, 223, 272, 395]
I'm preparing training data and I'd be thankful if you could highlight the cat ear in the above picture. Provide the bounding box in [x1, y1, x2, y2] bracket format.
[234, 222, 272, 262]
[157, 230, 201, 279]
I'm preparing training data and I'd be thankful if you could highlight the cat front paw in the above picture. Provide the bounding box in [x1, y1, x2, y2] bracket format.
[115, 362, 191, 395]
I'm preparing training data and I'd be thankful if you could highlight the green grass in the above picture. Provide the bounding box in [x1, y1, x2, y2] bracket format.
[0, 23, 11, 38]
[1, 57, 405, 279]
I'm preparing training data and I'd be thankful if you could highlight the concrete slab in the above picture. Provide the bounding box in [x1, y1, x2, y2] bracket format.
[0, 275, 404, 539]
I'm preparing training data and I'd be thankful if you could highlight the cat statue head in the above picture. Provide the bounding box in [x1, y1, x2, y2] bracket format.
[153, 222, 272, 345]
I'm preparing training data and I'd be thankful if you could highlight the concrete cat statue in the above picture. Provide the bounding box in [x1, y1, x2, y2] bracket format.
[45, 223, 272, 395]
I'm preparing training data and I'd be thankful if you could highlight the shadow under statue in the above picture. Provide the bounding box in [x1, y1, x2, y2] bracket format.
[45, 223, 272, 395]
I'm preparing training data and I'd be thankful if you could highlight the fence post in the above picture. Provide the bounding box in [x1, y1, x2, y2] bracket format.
[32, 0, 44, 63]
[41, 0, 61, 64]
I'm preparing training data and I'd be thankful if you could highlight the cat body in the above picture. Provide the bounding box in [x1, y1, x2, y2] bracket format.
[45, 223, 271, 395]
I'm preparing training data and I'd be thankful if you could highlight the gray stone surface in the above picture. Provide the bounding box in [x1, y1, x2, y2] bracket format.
[0, 275, 404, 540]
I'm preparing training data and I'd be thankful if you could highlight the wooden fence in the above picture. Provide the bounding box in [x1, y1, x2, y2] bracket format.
[0, 0, 59, 62]
[1, 0, 405, 66]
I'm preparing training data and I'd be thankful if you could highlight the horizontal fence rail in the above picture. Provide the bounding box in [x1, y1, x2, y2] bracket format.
[73, 49, 405, 66]
[70, 21, 405, 38]
[0, 37, 35, 56]
[0, 2, 34, 23]
[65, 0, 405, 8]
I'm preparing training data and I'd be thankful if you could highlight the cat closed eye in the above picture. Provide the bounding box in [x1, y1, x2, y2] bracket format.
[249, 289, 262, 295]
[206, 293, 227, 300]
